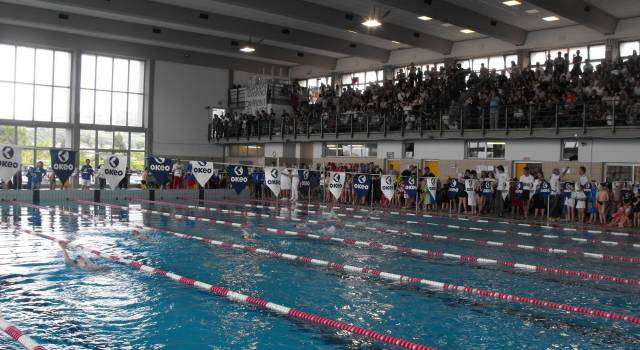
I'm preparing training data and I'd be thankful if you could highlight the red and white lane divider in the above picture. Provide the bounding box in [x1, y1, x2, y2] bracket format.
[10, 225, 434, 350]
[124, 199, 640, 266]
[178, 199, 640, 250]
[133, 199, 331, 225]
[0, 316, 46, 350]
[34, 203, 640, 324]
[225, 197, 639, 238]
[75, 200, 640, 286]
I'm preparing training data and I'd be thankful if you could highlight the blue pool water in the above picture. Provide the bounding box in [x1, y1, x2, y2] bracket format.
[1, 200, 640, 349]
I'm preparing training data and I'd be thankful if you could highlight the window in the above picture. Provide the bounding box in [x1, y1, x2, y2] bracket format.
[0, 126, 71, 169]
[228, 144, 265, 157]
[0, 44, 71, 122]
[561, 140, 579, 161]
[341, 70, 383, 91]
[466, 141, 505, 159]
[80, 54, 145, 127]
[323, 143, 377, 157]
[394, 63, 444, 82]
[79, 129, 146, 171]
[529, 44, 605, 71]
[620, 41, 639, 59]
[404, 142, 414, 159]
[297, 76, 332, 104]
[605, 164, 640, 183]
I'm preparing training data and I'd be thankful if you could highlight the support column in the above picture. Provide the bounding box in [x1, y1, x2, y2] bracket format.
[71, 50, 82, 188]
[443, 57, 457, 69]
[382, 65, 395, 82]
[606, 38, 619, 63]
[516, 49, 529, 69]
[146, 59, 155, 156]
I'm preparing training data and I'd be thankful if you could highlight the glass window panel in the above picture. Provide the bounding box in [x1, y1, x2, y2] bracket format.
[127, 93, 143, 127]
[457, 60, 470, 70]
[95, 56, 113, 90]
[33, 85, 52, 122]
[21, 150, 34, 169]
[130, 132, 145, 151]
[34, 49, 53, 85]
[297, 80, 307, 88]
[14, 83, 34, 120]
[15, 47, 35, 83]
[354, 72, 365, 85]
[365, 71, 377, 83]
[472, 58, 488, 71]
[128, 60, 144, 93]
[55, 128, 71, 148]
[94, 90, 111, 125]
[36, 150, 49, 167]
[17, 127, 34, 147]
[52, 87, 70, 122]
[0, 82, 14, 119]
[79, 129, 95, 149]
[606, 165, 633, 182]
[113, 131, 128, 150]
[307, 78, 318, 88]
[79, 150, 96, 168]
[0, 125, 15, 144]
[79, 89, 95, 124]
[112, 92, 127, 126]
[81, 54, 96, 89]
[505, 55, 518, 66]
[130, 151, 145, 171]
[341, 74, 352, 85]
[588, 45, 605, 60]
[530, 51, 547, 66]
[112, 58, 129, 92]
[0, 44, 15, 81]
[569, 47, 587, 64]
[97, 130, 113, 149]
[36, 127, 53, 147]
[53, 51, 71, 87]
[620, 41, 639, 57]
[489, 56, 505, 70]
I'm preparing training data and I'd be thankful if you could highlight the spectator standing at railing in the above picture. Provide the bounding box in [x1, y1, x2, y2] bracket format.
[495, 165, 509, 217]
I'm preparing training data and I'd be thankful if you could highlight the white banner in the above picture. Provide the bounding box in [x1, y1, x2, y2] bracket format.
[264, 167, 281, 197]
[190, 161, 214, 187]
[328, 172, 346, 200]
[0, 144, 21, 182]
[426, 177, 438, 201]
[381, 175, 395, 201]
[244, 83, 268, 114]
[103, 154, 127, 189]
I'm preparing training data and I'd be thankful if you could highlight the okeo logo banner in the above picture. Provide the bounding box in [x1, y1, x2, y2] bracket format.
[148, 157, 173, 184]
[404, 176, 418, 199]
[0, 144, 21, 181]
[381, 175, 395, 201]
[426, 177, 438, 202]
[353, 174, 371, 200]
[50, 149, 76, 183]
[226, 165, 248, 194]
[264, 167, 281, 197]
[328, 172, 346, 200]
[448, 179, 459, 200]
[103, 154, 127, 189]
[190, 161, 214, 187]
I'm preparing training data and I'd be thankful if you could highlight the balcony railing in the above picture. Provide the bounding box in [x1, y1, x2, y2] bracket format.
[208, 100, 640, 142]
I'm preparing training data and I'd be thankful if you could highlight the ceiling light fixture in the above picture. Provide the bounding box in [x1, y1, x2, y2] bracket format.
[391, 40, 401, 44]
[362, 18, 382, 28]
[441, 23, 453, 27]
[542, 16, 560, 21]
[417, 15, 432, 21]
[502, 0, 521, 6]
[460, 29, 475, 34]
[525, 9, 540, 14]
[347, 29, 357, 33]
[239, 45, 255, 53]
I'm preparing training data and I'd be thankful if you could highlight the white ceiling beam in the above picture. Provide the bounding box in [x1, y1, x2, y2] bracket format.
[526, 0, 618, 34]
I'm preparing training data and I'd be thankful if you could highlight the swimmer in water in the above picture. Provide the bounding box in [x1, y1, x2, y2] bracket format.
[319, 225, 336, 234]
[59, 242, 110, 272]
[242, 229, 259, 241]
[131, 229, 152, 241]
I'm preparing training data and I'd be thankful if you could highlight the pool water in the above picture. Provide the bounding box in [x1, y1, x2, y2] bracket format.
[1, 200, 640, 349]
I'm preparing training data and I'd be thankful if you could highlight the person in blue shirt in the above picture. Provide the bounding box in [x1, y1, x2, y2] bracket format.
[31, 161, 46, 189]
[251, 168, 264, 199]
[80, 159, 94, 190]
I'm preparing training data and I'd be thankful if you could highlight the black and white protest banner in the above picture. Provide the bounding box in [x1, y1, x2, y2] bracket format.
[103, 154, 127, 189]
[50, 149, 76, 183]
[264, 167, 281, 197]
[380, 175, 395, 201]
[328, 172, 346, 200]
[0, 144, 21, 182]
[353, 174, 371, 200]
[148, 157, 173, 185]
[226, 165, 249, 194]
[190, 161, 214, 187]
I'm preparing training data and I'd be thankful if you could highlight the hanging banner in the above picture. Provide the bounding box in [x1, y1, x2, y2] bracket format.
[190, 161, 214, 187]
[264, 167, 281, 197]
[464, 179, 475, 192]
[328, 172, 346, 200]
[50, 149, 76, 184]
[447, 179, 460, 200]
[103, 154, 127, 189]
[353, 174, 371, 200]
[244, 82, 268, 115]
[426, 177, 438, 203]
[515, 182, 527, 200]
[562, 182, 573, 198]
[404, 176, 418, 199]
[381, 175, 395, 201]
[148, 157, 173, 185]
[583, 182, 593, 193]
[539, 180, 551, 198]
[299, 169, 310, 191]
[227, 165, 249, 194]
[0, 144, 21, 182]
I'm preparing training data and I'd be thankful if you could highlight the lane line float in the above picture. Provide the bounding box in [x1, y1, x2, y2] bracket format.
[0, 315, 46, 350]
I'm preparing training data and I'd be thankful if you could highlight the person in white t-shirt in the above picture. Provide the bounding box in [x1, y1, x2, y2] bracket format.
[290, 166, 300, 202]
[280, 165, 292, 200]
[494, 165, 509, 217]
[549, 167, 570, 218]
[172, 161, 184, 189]
[519, 167, 535, 219]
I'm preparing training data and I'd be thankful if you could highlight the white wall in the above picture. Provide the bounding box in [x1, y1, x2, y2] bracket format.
[413, 140, 465, 160]
[152, 60, 226, 158]
[377, 141, 403, 159]
[583, 139, 640, 163]
[264, 143, 284, 157]
[505, 139, 561, 162]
